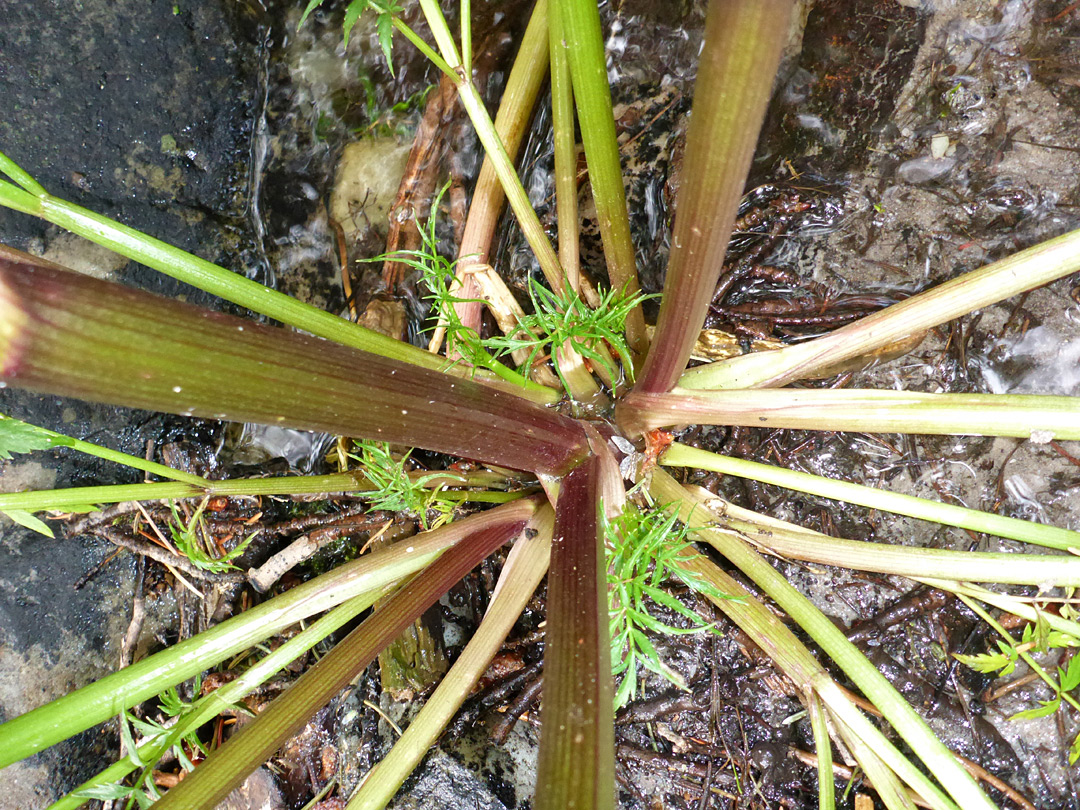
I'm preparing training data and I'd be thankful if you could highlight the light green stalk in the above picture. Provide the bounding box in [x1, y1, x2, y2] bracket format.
[675, 541, 958, 810]
[650, 470, 994, 810]
[0, 159, 438, 374]
[701, 499, 1080, 585]
[681, 226, 1080, 390]
[0, 503, 535, 766]
[621, 387, 1080, 440]
[552, 0, 647, 356]
[662, 442, 1080, 552]
[0, 414, 208, 487]
[408, 0, 567, 295]
[808, 695, 835, 810]
[49, 591, 374, 810]
[348, 508, 553, 809]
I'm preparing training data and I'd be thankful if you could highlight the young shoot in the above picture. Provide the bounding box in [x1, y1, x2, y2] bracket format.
[486, 278, 655, 394]
[351, 440, 462, 530]
[368, 188, 537, 391]
[955, 608, 1080, 763]
[168, 499, 257, 574]
[603, 501, 726, 708]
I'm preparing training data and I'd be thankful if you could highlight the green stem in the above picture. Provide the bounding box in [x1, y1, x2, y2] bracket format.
[681, 226, 1080, 391]
[922, 579, 1080, 641]
[548, 0, 581, 295]
[408, 0, 568, 297]
[460, 0, 472, 77]
[650, 470, 994, 810]
[808, 695, 835, 810]
[697, 496, 1080, 586]
[445, 0, 549, 337]
[553, 0, 647, 357]
[620, 387, 1080, 440]
[0, 500, 537, 766]
[675, 541, 959, 810]
[454, 78, 568, 294]
[0, 259, 587, 475]
[49, 592, 373, 810]
[348, 507, 554, 809]
[392, 18, 457, 78]
[0, 176, 446, 376]
[662, 442, 1080, 552]
[152, 514, 531, 808]
[0, 469, 523, 514]
[0, 413, 208, 487]
[416, 0, 460, 68]
[822, 685, 946, 810]
[957, 596, 1080, 716]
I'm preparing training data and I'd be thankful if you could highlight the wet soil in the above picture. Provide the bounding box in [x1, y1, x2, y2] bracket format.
[1, 0, 1080, 808]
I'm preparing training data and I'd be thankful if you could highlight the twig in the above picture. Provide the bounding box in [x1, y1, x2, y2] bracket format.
[247, 516, 408, 593]
[119, 556, 147, 669]
[93, 527, 245, 584]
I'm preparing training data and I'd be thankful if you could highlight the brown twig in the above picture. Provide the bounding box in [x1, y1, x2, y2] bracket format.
[119, 556, 147, 669]
[93, 526, 246, 584]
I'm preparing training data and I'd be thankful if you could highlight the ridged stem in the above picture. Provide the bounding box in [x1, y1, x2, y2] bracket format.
[553, 0, 647, 357]
[535, 450, 620, 810]
[650, 470, 994, 810]
[636, 0, 795, 392]
[0, 501, 538, 767]
[152, 515, 532, 808]
[681, 226, 1080, 390]
[348, 507, 554, 809]
[0, 256, 588, 475]
[620, 387, 1080, 441]
[662, 442, 1080, 552]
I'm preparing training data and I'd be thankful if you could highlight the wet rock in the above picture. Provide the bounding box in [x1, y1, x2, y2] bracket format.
[329, 139, 413, 241]
[897, 155, 958, 184]
[216, 768, 286, 810]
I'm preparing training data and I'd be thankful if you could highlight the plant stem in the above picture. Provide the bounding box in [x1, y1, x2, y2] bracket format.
[553, 0, 647, 357]
[549, 0, 581, 297]
[0, 258, 588, 475]
[437, 0, 550, 343]
[348, 507, 554, 809]
[662, 442, 1080, 552]
[412, 0, 568, 296]
[152, 516, 530, 808]
[922, 579, 1080, 641]
[675, 543, 959, 810]
[0, 413, 209, 487]
[620, 387, 1080, 441]
[0, 181, 448, 377]
[0, 500, 538, 767]
[650, 470, 995, 810]
[635, 0, 794, 393]
[681, 226, 1080, 390]
[808, 695, 836, 810]
[716, 501, 1080, 586]
[49, 591, 372, 810]
[535, 453, 617, 810]
[957, 596, 1080, 717]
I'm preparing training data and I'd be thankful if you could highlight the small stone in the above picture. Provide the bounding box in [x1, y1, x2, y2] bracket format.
[930, 132, 950, 159]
